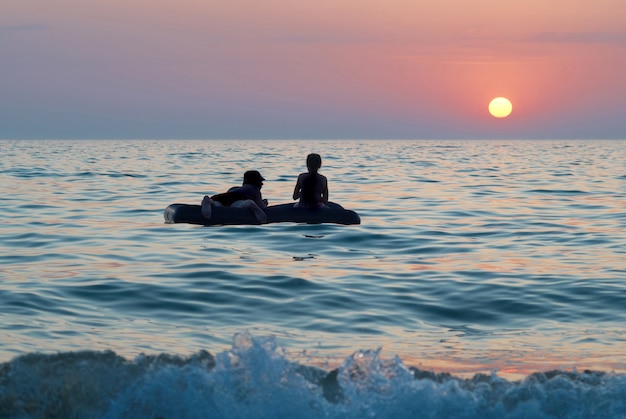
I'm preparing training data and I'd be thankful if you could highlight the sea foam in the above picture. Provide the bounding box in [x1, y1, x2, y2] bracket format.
[2, 334, 625, 419]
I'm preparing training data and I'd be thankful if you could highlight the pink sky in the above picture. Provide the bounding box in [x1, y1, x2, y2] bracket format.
[2, 0, 625, 139]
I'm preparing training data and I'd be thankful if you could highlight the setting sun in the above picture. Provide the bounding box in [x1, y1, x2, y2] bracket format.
[488, 97, 513, 118]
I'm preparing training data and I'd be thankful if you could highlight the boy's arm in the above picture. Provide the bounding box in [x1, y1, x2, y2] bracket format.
[321, 177, 329, 203]
[255, 189, 267, 208]
[293, 175, 303, 200]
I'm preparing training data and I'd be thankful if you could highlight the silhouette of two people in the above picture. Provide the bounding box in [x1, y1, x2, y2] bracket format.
[201, 154, 329, 224]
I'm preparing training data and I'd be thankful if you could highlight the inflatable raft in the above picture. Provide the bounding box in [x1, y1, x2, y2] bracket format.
[164, 202, 360, 226]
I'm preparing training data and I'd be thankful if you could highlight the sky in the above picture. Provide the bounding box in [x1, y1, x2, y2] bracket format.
[2, 0, 625, 140]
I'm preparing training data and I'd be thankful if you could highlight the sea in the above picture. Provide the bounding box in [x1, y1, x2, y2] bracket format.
[1, 139, 626, 418]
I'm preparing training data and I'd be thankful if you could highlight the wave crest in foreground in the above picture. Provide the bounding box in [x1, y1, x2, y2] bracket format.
[1, 333, 625, 419]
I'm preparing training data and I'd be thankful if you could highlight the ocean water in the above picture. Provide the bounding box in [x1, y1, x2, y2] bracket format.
[1, 139, 626, 418]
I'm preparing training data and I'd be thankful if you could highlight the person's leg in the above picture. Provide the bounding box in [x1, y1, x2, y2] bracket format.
[232, 199, 267, 223]
[201, 196, 212, 219]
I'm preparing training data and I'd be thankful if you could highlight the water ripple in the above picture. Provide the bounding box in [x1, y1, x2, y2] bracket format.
[2, 139, 626, 377]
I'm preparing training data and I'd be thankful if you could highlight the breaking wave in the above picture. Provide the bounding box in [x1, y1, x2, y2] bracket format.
[2, 334, 625, 419]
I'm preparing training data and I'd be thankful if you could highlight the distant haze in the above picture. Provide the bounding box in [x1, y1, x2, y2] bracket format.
[2, 1, 625, 139]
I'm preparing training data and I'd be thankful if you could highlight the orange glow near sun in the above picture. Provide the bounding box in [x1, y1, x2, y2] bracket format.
[488, 97, 513, 118]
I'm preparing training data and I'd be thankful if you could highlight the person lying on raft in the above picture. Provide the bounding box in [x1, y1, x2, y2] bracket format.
[201, 170, 268, 223]
[293, 153, 328, 209]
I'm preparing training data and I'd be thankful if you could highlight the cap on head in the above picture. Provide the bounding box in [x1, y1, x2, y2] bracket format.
[243, 170, 265, 186]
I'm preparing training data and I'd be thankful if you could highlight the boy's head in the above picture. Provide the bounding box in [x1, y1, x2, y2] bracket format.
[243, 170, 265, 188]
[306, 153, 322, 172]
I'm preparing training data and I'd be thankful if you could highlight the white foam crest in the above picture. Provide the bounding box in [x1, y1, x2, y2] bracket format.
[2, 334, 626, 418]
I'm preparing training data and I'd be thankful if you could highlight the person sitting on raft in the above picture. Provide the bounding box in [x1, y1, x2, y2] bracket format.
[293, 153, 328, 209]
[202, 170, 268, 223]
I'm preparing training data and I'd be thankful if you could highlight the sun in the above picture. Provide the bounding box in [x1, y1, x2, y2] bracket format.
[488, 97, 513, 118]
